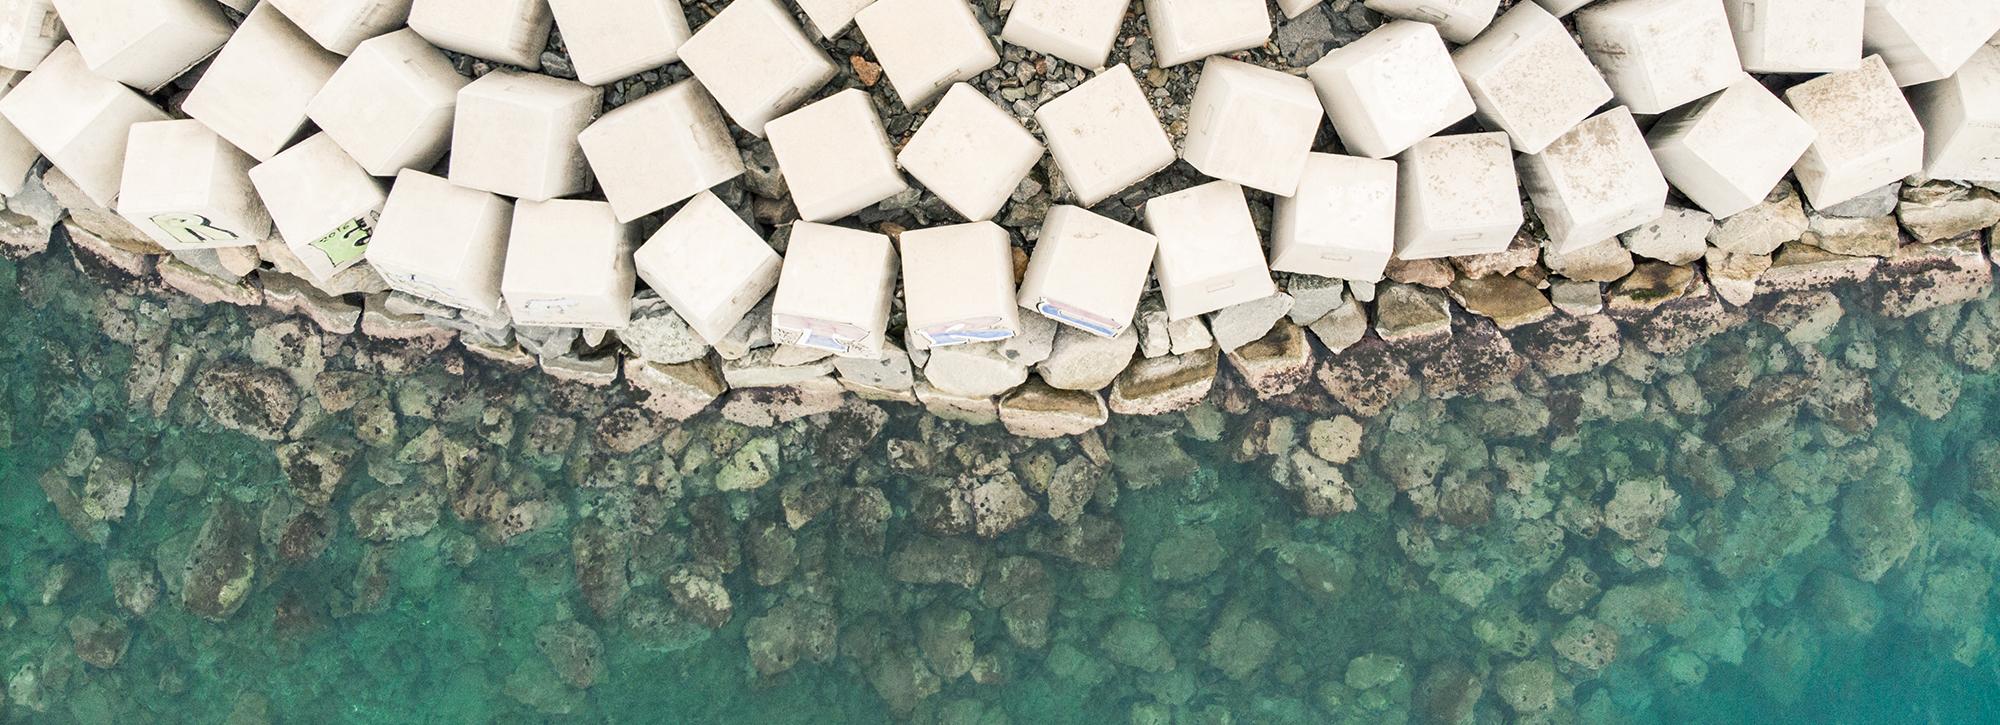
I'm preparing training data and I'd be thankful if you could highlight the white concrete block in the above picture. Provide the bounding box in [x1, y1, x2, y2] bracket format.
[1520, 107, 1667, 254]
[0, 43, 168, 206]
[855, 0, 999, 109]
[449, 69, 601, 201]
[1452, 2, 1614, 154]
[1144, 181, 1276, 320]
[902, 222, 1022, 347]
[1279, 0, 1321, 19]
[0, 0, 64, 71]
[0, 70, 32, 195]
[580, 78, 742, 223]
[797, 0, 877, 39]
[1362, 0, 1499, 44]
[248, 133, 388, 282]
[765, 89, 906, 223]
[1035, 64, 1175, 207]
[116, 120, 270, 251]
[1271, 153, 1396, 281]
[366, 169, 513, 314]
[898, 83, 1042, 222]
[1307, 20, 1475, 160]
[1912, 43, 2000, 182]
[408, 0, 552, 69]
[1784, 55, 1924, 209]
[1646, 76, 1815, 218]
[678, 0, 837, 137]
[633, 191, 780, 344]
[1182, 56, 1320, 196]
[771, 222, 898, 359]
[49, 0, 231, 92]
[1533, 0, 1598, 16]
[1145, 0, 1270, 68]
[1861, 0, 2000, 86]
[1576, 0, 1745, 115]
[268, 0, 414, 55]
[183, 6, 342, 162]
[501, 198, 636, 329]
[1018, 204, 1156, 337]
[307, 29, 467, 177]
[1000, 0, 1127, 69]
[1393, 132, 1522, 259]
[1722, 0, 1862, 73]
[547, 0, 690, 87]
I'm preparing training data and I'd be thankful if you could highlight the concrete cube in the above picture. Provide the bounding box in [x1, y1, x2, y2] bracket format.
[771, 221, 898, 359]
[797, 0, 877, 39]
[547, 0, 691, 87]
[1452, 3, 1614, 154]
[856, 0, 999, 109]
[1520, 107, 1667, 253]
[1182, 56, 1321, 196]
[1784, 55, 1924, 208]
[449, 69, 601, 201]
[1576, 0, 1745, 114]
[1393, 132, 1522, 260]
[502, 198, 636, 329]
[678, 0, 837, 137]
[0, 0, 63, 71]
[307, 29, 467, 177]
[1144, 181, 1276, 320]
[1361, 0, 1499, 44]
[897, 83, 1043, 222]
[1646, 76, 1815, 218]
[49, 0, 231, 92]
[182, 6, 342, 162]
[1861, 0, 2000, 86]
[0, 43, 168, 206]
[1271, 153, 1396, 281]
[1035, 64, 1176, 206]
[1722, 0, 1862, 73]
[117, 120, 270, 251]
[1145, 0, 1270, 68]
[268, 0, 414, 55]
[1534, 0, 1598, 15]
[1307, 20, 1475, 159]
[0, 70, 33, 195]
[1018, 205, 1156, 337]
[248, 133, 388, 282]
[766, 88, 907, 222]
[580, 79, 742, 223]
[366, 169, 513, 314]
[902, 222, 1022, 347]
[633, 191, 780, 344]
[408, 0, 552, 69]
[1912, 43, 2000, 182]
[1000, 0, 1127, 69]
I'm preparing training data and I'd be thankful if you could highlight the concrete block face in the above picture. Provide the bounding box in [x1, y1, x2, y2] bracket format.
[1784, 55, 1924, 209]
[1145, 0, 1270, 68]
[1144, 181, 1277, 320]
[1533, 0, 1598, 16]
[765, 88, 906, 222]
[182, 5, 343, 162]
[1181, 56, 1321, 196]
[1393, 132, 1522, 260]
[116, 120, 270, 252]
[1036, 64, 1175, 206]
[1018, 205, 1156, 337]
[1271, 153, 1396, 281]
[1000, 0, 1127, 69]
[49, 0, 231, 92]
[1452, 2, 1613, 154]
[0, 71, 33, 196]
[0, 42, 168, 207]
[1721, 0, 1862, 73]
[366, 169, 513, 315]
[898, 83, 1043, 222]
[547, 0, 691, 87]
[855, 0, 999, 109]
[269, 0, 414, 55]
[1575, 0, 1745, 115]
[902, 222, 1022, 347]
[1307, 20, 1475, 160]
[797, 0, 877, 39]
[0, 0, 64, 71]
[307, 29, 468, 177]
[1361, 0, 1499, 44]
[449, 69, 601, 202]
[1519, 107, 1667, 254]
[1645, 75, 1814, 218]
[408, 0, 552, 69]
[1913, 43, 2000, 182]
[771, 222, 897, 359]
[580, 79, 742, 223]
[1861, 0, 2000, 86]
[501, 198, 636, 329]
[678, 0, 837, 137]
[633, 191, 780, 344]
[248, 133, 388, 282]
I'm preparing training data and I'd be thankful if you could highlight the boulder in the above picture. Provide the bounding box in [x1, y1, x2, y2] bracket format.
[1316, 338, 1412, 417]
[1874, 236, 1991, 318]
[924, 342, 1030, 397]
[1606, 262, 1697, 316]
[194, 366, 299, 441]
[1447, 275, 1554, 329]
[1225, 320, 1316, 399]
[1036, 325, 1139, 391]
[1543, 237, 1635, 283]
[1374, 283, 1452, 344]
[182, 502, 258, 621]
[721, 346, 837, 388]
[1800, 214, 1899, 257]
[720, 376, 848, 427]
[1898, 182, 2000, 244]
[1108, 347, 1219, 416]
[1709, 181, 1807, 255]
[1758, 241, 1879, 294]
[1513, 313, 1621, 377]
[833, 341, 916, 392]
[914, 382, 1000, 425]
[619, 297, 712, 364]
[998, 380, 1109, 438]
[1306, 291, 1368, 353]
[624, 356, 727, 420]
[1284, 273, 1348, 324]
[1207, 292, 1295, 352]
[1621, 206, 1712, 265]
[1549, 279, 1603, 315]
[1703, 246, 1771, 306]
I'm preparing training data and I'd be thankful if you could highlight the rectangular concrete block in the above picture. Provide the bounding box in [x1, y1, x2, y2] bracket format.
[1271, 153, 1396, 281]
[1784, 55, 1924, 209]
[580, 78, 742, 223]
[0, 69, 36, 196]
[0, 0, 64, 71]
[409, 0, 552, 69]
[1361, 0, 1499, 44]
[1308, 20, 1475, 159]
[547, 0, 691, 87]
[502, 198, 636, 329]
[50, 0, 231, 92]
[117, 120, 270, 251]
[771, 221, 898, 359]
[766, 88, 906, 223]
[1912, 43, 2000, 182]
[1722, 0, 1862, 73]
[1145, 0, 1270, 68]
[1533, 0, 1598, 16]
[1646, 75, 1815, 218]
[307, 28, 468, 177]
[1861, 0, 2000, 86]
[797, 0, 877, 39]
[1036, 64, 1176, 207]
[183, 5, 343, 162]
[269, 0, 414, 55]
[1520, 107, 1668, 254]
[898, 83, 1043, 222]
[1452, 2, 1614, 154]
[856, 0, 999, 109]
[678, 0, 837, 137]
[1182, 56, 1321, 196]
[1000, 0, 1127, 69]
[633, 191, 780, 344]
[1576, 0, 1745, 114]
[449, 69, 601, 202]
[1018, 204, 1157, 337]
[248, 133, 388, 282]
[0, 42, 168, 206]
[1394, 132, 1522, 259]
[366, 169, 513, 314]
[902, 221, 1022, 347]
[1145, 180, 1276, 320]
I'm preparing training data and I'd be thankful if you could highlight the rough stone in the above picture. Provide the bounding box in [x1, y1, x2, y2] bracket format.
[1036, 325, 1139, 391]
[1447, 275, 1554, 330]
[625, 357, 727, 420]
[1759, 242, 1880, 294]
[1709, 181, 1808, 255]
[1307, 292, 1369, 353]
[1621, 206, 1713, 265]
[1316, 338, 1412, 417]
[1898, 183, 2000, 244]
[1704, 246, 1772, 306]
[721, 346, 838, 388]
[1801, 214, 1900, 257]
[1284, 273, 1348, 324]
[1206, 292, 1295, 352]
[914, 381, 999, 425]
[833, 341, 917, 392]
[1875, 237, 1992, 319]
[924, 342, 1030, 397]
[1543, 236, 1635, 283]
[618, 297, 713, 364]
[999, 380, 1109, 438]
[1226, 320, 1316, 399]
[719, 376, 849, 427]
[182, 502, 258, 621]
[1108, 347, 1220, 416]
[1550, 280, 1604, 315]
[1813, 182, 1899, 218]
[1374, 283, 1452, 343]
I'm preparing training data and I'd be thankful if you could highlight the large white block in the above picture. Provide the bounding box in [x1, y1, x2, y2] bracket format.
[1784, 55, 1924, 209]
[268, 0, 413, 55]
[898, 83, 1043, 222]
[1145, 0, 1270, 68]
[0, 72, 29, 196]
[1036, 64, 1175, 207]
[408, 0, 551, 69]
[248, 133, 388, 282]
[1144, 181, 1276, 321]
[366, 169, 513, 315]
[580, 79, 742, 223]
[1722, 0, 1862, 74]
[116, 120, 270, 251]
[49, 0, 231, 92]
[797, 0, 877, 39]
[1018, 205, 1156, 337]
[308, 29, 467, 177]
[1361, 0, 1499, 44]
[1534, 0, 1598, 16]
[678, 0, 837, 138]
[902, 222, 1021, 347]
[765, 88, 906, 223]
[1861, 0, 2000, 86]
[1576, 0, 1745, 115]
[1912, 43, 2000, 182]
[547, 0, 690, 87]
[633, 191, 779, 344]
[0, 43, 167, 206]
[1271, 153, 1396, 281]
[449, 69, 601, 202]
[1452, 3, 1614, 154]
[1393, 132, 1522, 260]
[0, 0, 63, 71]
[1182, 56, 1320, 197]
[1307, 20, 1475, 160]
[1520, 107, 1667, 254]
[1000, 0, 1127, 70]
[1646, 76, 1814, 218]
[771, 221, 898, 359]
[502, 198, 636, 329]
[182, 5, 342, 162]
[855, 0, 999, 109]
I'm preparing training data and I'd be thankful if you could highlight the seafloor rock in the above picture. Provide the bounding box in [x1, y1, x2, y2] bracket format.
[194, 366, 299, 441]
[534, 620, 606, 689]
[1204, 607, 1279, 681]
[1307, 415, 1364, 464]
[665, 566, 734, 629]
[716, 436, 780, 491]
[1316, 338, 1413, 417]
[1603, 477, 1679, 541]
[182, 502, 259, 621]
[1898, 182, 2000, 243]
[1285, 449, 1359, 517]
[890, 536, 988, 588]
[1108, 347, 1218, 416]
[1414, 318, 1525, 398]
[981, 556, 1055, 649]
[1552, 617, 1620, 672]
[745, 599, 839, 677]
[1026, 514, 1123, 569]
[1102, 617, 1176, 673]
[969, 474, 1039, 538]
[1413, 661, 1484, 725]
[1874, 236, 1992, 319]
[67, 612, 131, 669]
[108, 559, 161, 618]
[1496, 659, 1561, 715]
[277, 440, 354, 507]
[1151, 527, 1225, 581]
[1840, 475, 1919, 582]
[1890, 351, 1961, 420]
[1709, 181, 1808, 255]
[719, 376, 848, 427]
[917, 605, 975, 680]
[998, 380, 1108, 438]
[349, 485, 441, 542]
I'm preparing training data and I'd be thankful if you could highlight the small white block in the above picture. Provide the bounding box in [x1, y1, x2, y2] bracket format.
[408, 0, 552, 69]
[1018, 205, 1156, 337]
[1307, 20, 1475, 160]
[1279, 0, 1321, 20]
[766, 89, 906, 223]
[1861, 0, 2000, 86]
[580, 78, 742, 223]
[1145, 0, 1270, 68]
[633, 191, 781, 344]
[1035, 64, 1176, 207]
[1452, 2, 1614, 154]
[449, 69, 601, 202]
[49, 0, 231, 92]
[0, 71, 34, 195]
[797, 0, 877, 39]
[1182, 56, 1321, 196]
[855, 0, 999, 109]
[902, 222, 1022, 347]
[1519, 107, 1667, 254]
[116, 120, 270, 251]
[1912, 43, 2000, 182]
[1271, 153, 1396, 281]
[678, 0, 837, 137]
[0, 43, 168, 206]
[1393, 132, 1523, 260]
[268, 0, 414, 55]
[1784, 55, 1924, 209]
[1000, 0, 1127, 69]
[366, 169, 514, 315]
[898, 83, 1043, 222]
[1533, 0, 1598, 16]
[1646, 75, 1815, 218]
[1576, 0, 1745, 115]
[248, 133, 388, 282]
[501, 198, 636, 329]
[1361, 0, 1499, 44]
[771, 221, 898, 359]
[183, 5, 343, 162]
[1144, 181, 1277, 321]
[1721, 0, 1863, 73]
[308, 29, 468, 177]
[547, 0, 691, 87]
[0, 0, 64, 71]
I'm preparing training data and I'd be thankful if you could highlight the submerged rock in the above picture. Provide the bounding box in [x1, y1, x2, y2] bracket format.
[182, 502, 259, 621]
[533, 620, 606, 689]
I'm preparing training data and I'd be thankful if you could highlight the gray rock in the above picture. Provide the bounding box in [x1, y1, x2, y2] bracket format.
[1037, 324, 1139, 391]
[1208, 292, 1293, 352]
[1348, 279, 1377, 302]
[625, 357, 727, 420]
[1550, 280, 1604, 316]
[1306, 292, 1367, 353]
[1109, 347, 1219, 416]
[999, 312, 1058, 366]
[1283, 273, 1346, 324]
[1801, 214, 1899, 257]
[714, 296, 774, 360]
[1373, 283, 1451, 343]
[1898, 182, 2000, 243]
[924, 343, 1029, 397]
[998, 381, 1109, 438]
[1813, 181, 1900, 218]
[833, 340, 916, 391]
[913, 381, 1000, 424]
[1543, 237, 1635, 283]
[722, 346, 838, 388]
[1168, 315, 1214, 354]
[620, 297, 712, 364]
[1709, 181, 1808, 255]
[1621, 206, 1713, 265]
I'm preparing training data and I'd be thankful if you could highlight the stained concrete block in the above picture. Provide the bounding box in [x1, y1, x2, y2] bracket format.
[1036, 63, 1177, 206]
[1576, 0, 1745, 114]
[1452, 2, 1614, 154]
[1182, 56, 1321, 196]
[1361, 0, 1499, 44]
[269, 0, 413, 55]
[0, 0, 63, 71]
[1145, 180, 1277, 320]
[408, 0, 552, 69]
[0, 42, 168, 206]
[0, 70, 32, 195]
[1018, 204, 1156, 337]
[248, 133, 388, 282]
[633, 191, 780, 344]
[898, 83, 1043, 222]
[901, 222, 1022, 347]
[765, 88, 906, 223]
[1307, 20, 1474, 159]
[308, 29, 467, 177]
[501, 198, 636, 329]
[117, 120, 270, 251]
[1912, 43, 2000, 182]
[1861, 0, 2000, 86]
[1533, 0, 1598, 16]
[1271, 153, 1396, 281]
[678, 0, 837, 137]
[771, 221, 898, 359]
[49, 0, 231, 91]
[855, 0, 999, 109]
[449, 69, 601, 202]
[547, 0, 690, 86]
[1520, 107, 1668, 254]
[1000, 0, 1127, 69]
[1721, 0, 1862, 73]
[183, 6, 342, 162]
[366, 169, 513, 315]
[1393, 132, 1522, 260]
[1784, 55, 1924, 208]
[796, 0, 877, 39]
[1145, 0, 1270, 68]
[580, 79, 742, 223]
[1647, 76, 1815, 219]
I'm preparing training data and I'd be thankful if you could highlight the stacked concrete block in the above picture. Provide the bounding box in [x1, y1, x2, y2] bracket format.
[1452, 3, 1614, 154]
[408, 0, 552, 69]
[855, 0, 999, 109]
[0, 42, 168, 206]
[1307, 20, 1475, 160]
[1393, 132, 1522, 259]
[1646, 76, 1815, 218]
[898, 83, 1043, 222]
[0, 0, 63, 71]
[580, 79, 742, 222]
[1036, 64, 1176, 206]
[116, 120, 270, 251]
[771, 222, 898, 359]
[269, 0, 414, 55]
[1000, 0, 1127, 69]
[1361, 0, 1499, 44]
[1181, 56, 1321, 196]
[450, 70, 601, 202]
[1912, 44, 2000, 182]
[367, 169, 513, 315]
[183, 5, 343, 162]
[1861, 0, 2000, 86]
[1018, 205, 1157, 337]
[1784, 55, 1924, 209]
[902, 222, 1022, 347]
[547, 0, 691, 87]
[1575, 0, 1745, 115]
[1721, 0, 1862, 73]
[1145, 181, 1276, 320]
[765, 89, 906, 223]
[1520, 107, 1667, 254]
[1271, 153, 1397, 281]
[308, 29, 468, 177]
[633, 191, 781, 344]
[501, 198, 636, 329]
[49, 0, 231, 91]
[0, 69, 36, 196]
[678, 0, 837, 137]
[1145, 0, 1270, 68]
[797, 0, 877, 39]
[248, 133, 388, 282]
[1534, 0, 1597, 15]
